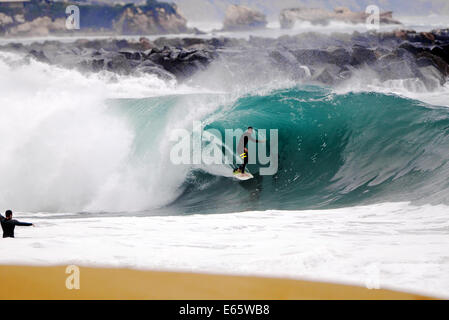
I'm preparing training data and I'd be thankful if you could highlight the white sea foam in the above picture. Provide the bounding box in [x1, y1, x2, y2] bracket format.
[335, 68, 449, 108]
[0, 51, 223, 213]
[1, 202, 448, 298]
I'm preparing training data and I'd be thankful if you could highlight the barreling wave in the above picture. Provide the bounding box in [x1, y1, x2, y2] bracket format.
[2, 51, 449, 214]
[169, 87, 449, 214]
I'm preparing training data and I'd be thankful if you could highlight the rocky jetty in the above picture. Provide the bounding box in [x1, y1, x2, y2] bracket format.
[1, 29, 448, 87]
[265, 29, 449, 88]
[222, 5, 267, 31]
[0, 36, 220, 81]
[280, 7, 402, 28]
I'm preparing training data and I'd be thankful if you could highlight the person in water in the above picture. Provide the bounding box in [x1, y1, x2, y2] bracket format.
[234, 127, 265, 176]
[0, 210, 34, 238]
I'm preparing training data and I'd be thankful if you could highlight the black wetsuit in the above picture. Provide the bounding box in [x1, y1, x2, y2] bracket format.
[237, 132, 259, 173]
[0, 215, 32, 238]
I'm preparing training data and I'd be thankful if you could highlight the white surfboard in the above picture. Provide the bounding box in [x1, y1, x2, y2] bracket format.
[233, 171, 254, 181]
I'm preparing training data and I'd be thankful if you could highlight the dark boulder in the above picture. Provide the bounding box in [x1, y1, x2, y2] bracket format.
[118, 49, 143, 61]
[27, 49, 50, 63]
[105, 54, 136, 74]
[433, 29, 449, 42]
[416, 56, 435, 68]
[430, 45, 449, 64]
[147, 51, 165, 64]
[269, 49, 311, 79]
[328, 47, 351, 66]
[113, 39, 132, 50]
[418, 51, 449, 76]
[269, 49, 297, 66]
[406, 32, 434, 44]
[292, 47, 351, 67]
[399, 42, 425, 55]
[291, 49, 331, 65]
[351, 45, 377, 66]
[181, 50, 212, 62]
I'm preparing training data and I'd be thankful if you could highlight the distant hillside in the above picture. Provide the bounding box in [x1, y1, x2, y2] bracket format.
[173, 0, 449, 22]
[0, 0, 191, 36]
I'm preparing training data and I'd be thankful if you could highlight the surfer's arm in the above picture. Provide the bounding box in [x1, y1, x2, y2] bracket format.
[0, 214, 4, 222]
[248, 136, 265, 143]
[13, 220, 33, 227]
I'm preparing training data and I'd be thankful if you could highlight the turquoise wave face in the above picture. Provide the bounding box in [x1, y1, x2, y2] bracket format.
[113, 87, 449, 214]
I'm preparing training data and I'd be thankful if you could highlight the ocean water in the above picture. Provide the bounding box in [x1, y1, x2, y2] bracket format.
[0, 24, 449, 298]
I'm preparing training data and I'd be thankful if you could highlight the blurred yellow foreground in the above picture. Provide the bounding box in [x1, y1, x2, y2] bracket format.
[0, 265, 434, 300]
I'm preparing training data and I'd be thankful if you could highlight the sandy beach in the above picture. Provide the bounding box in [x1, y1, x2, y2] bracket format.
[0, 265, 434, 300]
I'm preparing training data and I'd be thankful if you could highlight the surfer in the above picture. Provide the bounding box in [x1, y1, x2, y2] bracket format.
[1, 210, 34, 238]
[234, 127, 265, 176]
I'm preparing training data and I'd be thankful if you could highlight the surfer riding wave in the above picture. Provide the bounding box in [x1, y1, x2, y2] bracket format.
[233, 127, 265, 177]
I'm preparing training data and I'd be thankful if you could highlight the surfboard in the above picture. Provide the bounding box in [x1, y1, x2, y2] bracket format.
[233, 171, 254, 181]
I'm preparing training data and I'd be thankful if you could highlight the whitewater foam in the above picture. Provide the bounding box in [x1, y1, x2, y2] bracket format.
[1, 202, 448, 298]
[0, 51, 226, 212]
[336, 68, 449, 108]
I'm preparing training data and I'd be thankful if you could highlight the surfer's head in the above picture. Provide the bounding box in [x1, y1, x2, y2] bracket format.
[5, 210, 12, 220]
[247, 127, 253, 134]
